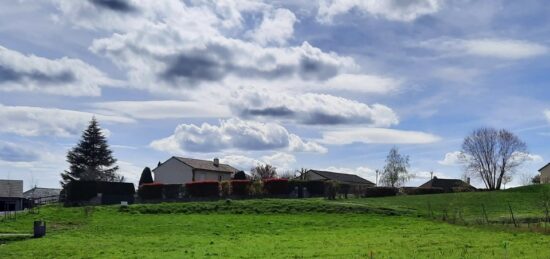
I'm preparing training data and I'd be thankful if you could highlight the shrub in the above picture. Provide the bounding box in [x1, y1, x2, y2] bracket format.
[338, 183, 351, 198]
[249, 181, 263, 196]
[306, 180, 326, 196]
[363, 187, 399, 198]
[221, 181, 231, 197]
[163, 184, 183, 199]
[325, 180, 340, 200]
[403, 187, 445, 196]
[230, 180, 251, 196]
[138, 182, 164, 200]
[185, 181, 220, 197]
[451, 186, 476, 193]
[233, 171, 247, 180]
[65, 181, 135, 204]
[263, 178, 290, 195]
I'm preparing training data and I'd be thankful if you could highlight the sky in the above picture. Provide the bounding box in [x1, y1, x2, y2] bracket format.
[0, 0, 549, 190]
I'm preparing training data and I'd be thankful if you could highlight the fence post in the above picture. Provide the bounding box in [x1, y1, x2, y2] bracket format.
[482, 204, 489, 224]
[508, 202, 518, 228]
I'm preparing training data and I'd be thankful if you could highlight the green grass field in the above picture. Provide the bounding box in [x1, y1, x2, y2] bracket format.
[1, 185, 550, 258]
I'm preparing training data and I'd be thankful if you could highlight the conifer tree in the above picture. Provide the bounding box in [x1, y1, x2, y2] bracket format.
[138, 167, 154, 186]
[60, 117, 121, 186]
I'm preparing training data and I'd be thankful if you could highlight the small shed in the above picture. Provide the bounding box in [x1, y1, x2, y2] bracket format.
[419, 177, 476, 192]
[0, 179, 24, 211]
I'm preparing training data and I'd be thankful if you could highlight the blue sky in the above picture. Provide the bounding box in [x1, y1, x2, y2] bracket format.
[0, 0, 548, 189]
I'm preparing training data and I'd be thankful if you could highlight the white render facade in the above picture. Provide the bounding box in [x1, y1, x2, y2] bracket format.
[153, 157, 236, 185]
[540, 163, 550, 184]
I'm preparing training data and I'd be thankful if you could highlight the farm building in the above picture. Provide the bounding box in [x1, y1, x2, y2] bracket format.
[539, 163, 550, 184]
[24, 187, 61, 205]
[419, 177, 476, 192]
[300, 170, 375, 186]
[0, 179, 24, 211]
[153, 157, 238, 184]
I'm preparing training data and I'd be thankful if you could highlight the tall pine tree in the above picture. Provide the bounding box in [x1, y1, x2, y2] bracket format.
[60, 117, 122, 186]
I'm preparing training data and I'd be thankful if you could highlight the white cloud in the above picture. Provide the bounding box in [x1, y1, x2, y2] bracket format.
[0, 104, 133, 137]
[92, 100, 231, 119]
[220, 152, 296, 172]
[438, 151, 463, 166]
[320, 73, 400, 94]
[321, 166, 375, 183]
[545, 110, 550, 123]
[250, 8, 297, 46]
[117, 160, 143, 186]
[317, 0, 441, 23]
[421, 38, 548, 60]
[512, 152, 543, 164]
[231, 87, 398, 126]
[0, 45, 117, 96]
[0, 141, 40, 162]
[320, 128, 441, 145]
[150, 118, 326, 153]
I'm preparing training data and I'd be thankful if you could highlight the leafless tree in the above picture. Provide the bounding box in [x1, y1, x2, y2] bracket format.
[278, 170, 296, 179]
[251, 164, 277, 180]
[295, 168, 309, 180]
[380, 147, 411, 187]
[460, 128, 527, 190]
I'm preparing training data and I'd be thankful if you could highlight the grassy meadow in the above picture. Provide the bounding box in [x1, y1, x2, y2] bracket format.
[1, 185, 550, 258]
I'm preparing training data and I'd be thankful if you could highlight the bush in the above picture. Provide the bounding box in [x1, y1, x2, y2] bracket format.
[163, 184, 183, 199]
[185, 181, 220, 197]
[233, 171, 247, 180]
[138, 183, 164, 200]
[325, 180, 340, 200]
[402, 187, 445, 195]
[65, 181, 135, 204]
[306, 180, 326, 196]
[221, 181, 231, 197]
[338, 183, 351, 198]
[230, 180, 251, 196]
[249, 181, 263, 196]
[263, 178, 290, 195]
[363, 187, 399, 198]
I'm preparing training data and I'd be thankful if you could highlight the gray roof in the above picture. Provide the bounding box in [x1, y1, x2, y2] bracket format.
[174, 157, 237, 174]
[307, 170, 375, 185]
[23, 187, 62, 199]
[0, 180, 23, 198]
[419, 177, 476, 191]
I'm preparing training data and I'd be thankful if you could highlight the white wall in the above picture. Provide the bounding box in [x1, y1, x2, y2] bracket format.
[153, 158, 193, 184]
[542, 167, 550, 184]
[194, 170, 232, 181]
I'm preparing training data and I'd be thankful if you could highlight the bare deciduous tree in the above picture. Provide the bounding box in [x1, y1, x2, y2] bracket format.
[460, 128, 527, 190]
[251, 164, 277, 180]
[380, 147, 410, 187]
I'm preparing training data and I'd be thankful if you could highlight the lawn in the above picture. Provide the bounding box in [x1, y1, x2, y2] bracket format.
[1, 186, 550, 258]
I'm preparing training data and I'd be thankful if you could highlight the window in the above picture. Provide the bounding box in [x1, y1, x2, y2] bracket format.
[218, 175, 222, 181]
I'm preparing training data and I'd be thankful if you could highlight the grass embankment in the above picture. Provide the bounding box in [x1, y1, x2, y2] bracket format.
[1, 186, 550, 258]
[340, 184, 550, 223]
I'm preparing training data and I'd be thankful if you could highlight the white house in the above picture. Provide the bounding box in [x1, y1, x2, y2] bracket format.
[153, 157, 237, 184]
[540, 163, 550, 184]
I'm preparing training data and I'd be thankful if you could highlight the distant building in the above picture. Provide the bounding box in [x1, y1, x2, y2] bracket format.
[0, 180, 24, 211]
[153, 157, 238, 184]
[419, 177, 476, 192]
[300, 169, 375, 186]
[540, 163, 550, 184]
[24, 187, 62, 205]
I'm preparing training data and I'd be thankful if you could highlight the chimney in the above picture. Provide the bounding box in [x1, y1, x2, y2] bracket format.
[466, 177, 470, 184]
[213, 158, 219, 167]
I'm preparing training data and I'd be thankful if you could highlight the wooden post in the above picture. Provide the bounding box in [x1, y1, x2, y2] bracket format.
[482, 204, 489, 224]
[508, 202, 518, 228]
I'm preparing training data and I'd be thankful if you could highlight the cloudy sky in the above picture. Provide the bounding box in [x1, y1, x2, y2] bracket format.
[1, 0, 549, 189]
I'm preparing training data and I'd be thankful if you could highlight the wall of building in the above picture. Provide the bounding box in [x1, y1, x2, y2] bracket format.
[304, 172, 326, 181]
[194, 170, 231, 181]
[542, 166, 550, 184]
[153, 158, 193, 184]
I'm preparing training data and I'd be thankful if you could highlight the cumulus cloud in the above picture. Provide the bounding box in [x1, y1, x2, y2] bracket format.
[0, 104, 133, 137]
[88, 0, 137, 13]
[221, 152, 296, 172]
[317, 0, 441, 23]
[438, 151, 463, 166]
[420, 38, 548, 60]
[320, 128, 441, 145]
[92, 100, 230, 119]
[0, 45, 116, 96]
[150, 118, 326, 153]
[0, 141, 40, 162]
[320, 73, 400, 94]
[250, 8, 297, 46]
[231, 87, 398, 126]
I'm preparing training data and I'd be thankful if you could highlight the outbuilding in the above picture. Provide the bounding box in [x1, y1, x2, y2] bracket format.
[153, 157, 237, 184]
[0, 180, 24, 211]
